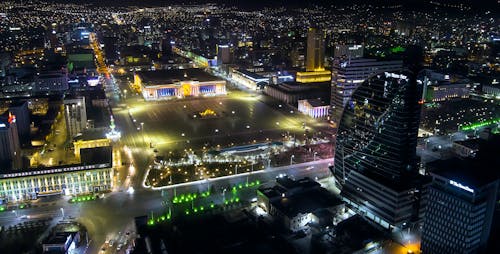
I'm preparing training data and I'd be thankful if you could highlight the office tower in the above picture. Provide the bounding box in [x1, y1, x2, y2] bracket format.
[0, 113, 21, 170]
[216, 44, 231, 65]
[306, 27, 325, 72]
[64, 97, 87, 139]
[421, 157, 499, 254]
[8, 101, 30, 147]
[333, 71, 423, 229]
[330, 58, 403, 128]
[333, 44, 364, 58]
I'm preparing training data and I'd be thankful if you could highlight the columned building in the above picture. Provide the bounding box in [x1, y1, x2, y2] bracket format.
[135, 69, 226, 100]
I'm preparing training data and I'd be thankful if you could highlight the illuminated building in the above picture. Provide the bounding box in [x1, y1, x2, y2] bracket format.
[334, 44, 364, 58]
[482, 82, 500, 99]
[0, 113, 21, 170]
[295, 70, 331, 83]
[419, 70, 470, 102]
[330, 58, 403, 128]
[298, 99, 329, 118]
[422, 156, 500, 254]
[73, 129, 111, 160]
[0, 147, 113, 202]
[295, 28, 331, 83]
[306, 27, 325, 72]
[230, 69, 268, 90]
[333, 72, 424, 230]
[264, 81, 330, 105]
[135, 69, 226, 100]
[63, 97, 87, 139]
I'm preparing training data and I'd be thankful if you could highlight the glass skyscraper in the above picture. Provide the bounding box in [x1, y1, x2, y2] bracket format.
[333, 71, 424, 229]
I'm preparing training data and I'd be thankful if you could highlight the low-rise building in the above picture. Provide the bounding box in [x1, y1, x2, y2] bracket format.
[264, 81, 330, 106]
[298, 99, 329, 118]
[0, 146, 113, 203]
[257, 176, 343, 232]
[135, 69, 226, 100]
[452, 139, 481, 158]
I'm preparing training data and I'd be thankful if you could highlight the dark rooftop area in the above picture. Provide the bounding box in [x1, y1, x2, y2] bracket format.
[136, 69, 223, 85]
[428, 134, 500, 189]
[133, 211, 298, 254]
[80, 146, 113, 165]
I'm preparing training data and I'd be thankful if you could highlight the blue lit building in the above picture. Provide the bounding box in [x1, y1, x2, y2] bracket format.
[421, 139, 500, 254]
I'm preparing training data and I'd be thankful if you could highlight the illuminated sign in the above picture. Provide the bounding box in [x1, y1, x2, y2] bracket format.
[449, 180, 474, 193]
[0, 123, 5, 128]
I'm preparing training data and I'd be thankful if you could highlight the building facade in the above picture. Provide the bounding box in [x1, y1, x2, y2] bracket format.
[135, 69, 226, 100]
[333, 72, 423, 229]
[63, 97, 87, 139]
[34, 71, 69, 93]
[306, 27, 325, 72]
[0, 162, 113, 203]
[334, 44, 364, 58]
[0, 114, 21, 170]
[330, 58, 403, 128]
[264, 82, 330, 105]
[8, 101, 30, 147]
[421, 161, 499, 254]
[298, 99, 329, 118]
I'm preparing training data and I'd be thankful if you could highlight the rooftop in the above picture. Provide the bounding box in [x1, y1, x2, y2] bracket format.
[136, 69, 223, 85]
[271, 187, 343, 218]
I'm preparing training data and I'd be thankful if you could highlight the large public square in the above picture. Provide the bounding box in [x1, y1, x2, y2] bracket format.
[113, 85, 334, 158]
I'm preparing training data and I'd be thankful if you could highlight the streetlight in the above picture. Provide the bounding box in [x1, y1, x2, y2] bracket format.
[290, 155, 295, 165]
[222, 188, 227, 202]
[12, 210, 17, 218]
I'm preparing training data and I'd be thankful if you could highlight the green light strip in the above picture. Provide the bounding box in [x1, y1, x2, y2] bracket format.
[461, 118, 500, 131]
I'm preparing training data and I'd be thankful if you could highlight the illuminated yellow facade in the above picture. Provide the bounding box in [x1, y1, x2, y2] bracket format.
[0, 163, 113, 202]
[296, 70, 332, 83]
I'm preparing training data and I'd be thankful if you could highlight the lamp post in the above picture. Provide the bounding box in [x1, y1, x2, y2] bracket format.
[290, 155, 295, 165]
[313, 151, 318, 161]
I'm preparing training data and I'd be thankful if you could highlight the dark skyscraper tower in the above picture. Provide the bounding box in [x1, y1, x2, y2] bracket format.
[333, 71, 423, 229]
[9, 101, 30, 147]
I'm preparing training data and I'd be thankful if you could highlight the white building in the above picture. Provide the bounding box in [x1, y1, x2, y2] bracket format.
[64, 97, 87, 139]
[298, 99, 329, 118]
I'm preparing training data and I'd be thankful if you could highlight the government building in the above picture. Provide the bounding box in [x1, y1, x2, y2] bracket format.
[0, 146, 113, 203]
[134, 69, 227, 100]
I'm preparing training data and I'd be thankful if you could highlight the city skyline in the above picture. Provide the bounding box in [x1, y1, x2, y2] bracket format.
[0, 0, 498, 253]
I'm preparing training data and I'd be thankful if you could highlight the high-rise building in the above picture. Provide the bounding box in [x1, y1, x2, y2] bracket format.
[216, 44, 231, 65]
[64, 97, 87, 139]
[0, 113, 21, 170]
[330, 58, 403, 128]
[306, 27, 325, 72]
[296, 28, 331, 83]
[421, 157, 499, 254]
[333, 71, 423, 229]
[8, 101, 30, 147]
[333, 44, 364, 59]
